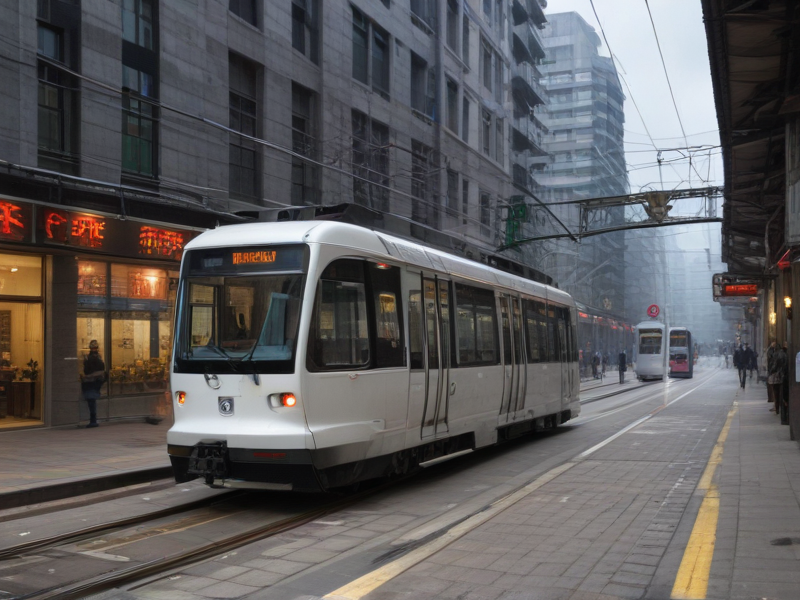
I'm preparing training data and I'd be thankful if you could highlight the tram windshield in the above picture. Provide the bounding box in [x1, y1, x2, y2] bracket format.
[639, 329, 663, 355]
[670, 331, 688, 349]
[174, 245, 306, 373]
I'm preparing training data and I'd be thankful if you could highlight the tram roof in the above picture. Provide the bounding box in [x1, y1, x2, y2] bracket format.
[185, 221, 573, 306]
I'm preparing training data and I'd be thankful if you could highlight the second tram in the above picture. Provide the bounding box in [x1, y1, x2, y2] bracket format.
[635, 321, 665, 380]
[668, 327, 693, 378]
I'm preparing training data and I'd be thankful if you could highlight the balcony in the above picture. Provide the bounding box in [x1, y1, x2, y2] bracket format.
[512, 62, 547, 108]
[511, 116, 548, 155]
[513, 22, 545, 63]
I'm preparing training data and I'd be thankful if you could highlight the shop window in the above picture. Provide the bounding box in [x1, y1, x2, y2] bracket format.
[111, 264, 168, 300]
[78, 261, 107, 296]
[0, 254, 44, 423]
[76, 261, 176, 397]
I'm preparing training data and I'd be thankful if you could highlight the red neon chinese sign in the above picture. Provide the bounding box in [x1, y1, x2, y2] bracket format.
[139, 226, 185, 259]
[0, 201, 28, 241]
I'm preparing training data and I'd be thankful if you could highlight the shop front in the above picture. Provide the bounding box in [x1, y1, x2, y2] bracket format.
[0, 196, 198, 429]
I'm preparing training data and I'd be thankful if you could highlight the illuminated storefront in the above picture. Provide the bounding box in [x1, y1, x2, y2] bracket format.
[0, 196, 197, 428]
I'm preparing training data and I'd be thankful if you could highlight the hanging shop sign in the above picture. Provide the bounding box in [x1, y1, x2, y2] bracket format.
[712, 273, 761, 301]
[647, 304, 660, 318]
[0, 198, 196, 261]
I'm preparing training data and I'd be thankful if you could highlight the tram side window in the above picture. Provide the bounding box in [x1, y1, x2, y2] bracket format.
[546, 303, 559, 362]
[454, 283, 498, 366]
[523, 299, 547, 363]
[369, 263, 405, 368]
[308, 260, 370, 371]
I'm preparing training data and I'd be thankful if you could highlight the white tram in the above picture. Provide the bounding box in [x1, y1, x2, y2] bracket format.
[634, 321, 666, 380]
[168, 222, 580, 491]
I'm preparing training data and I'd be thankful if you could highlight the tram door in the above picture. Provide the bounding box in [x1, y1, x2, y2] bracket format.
[500, 295, 525, 423]
[416, 276, 451, 438]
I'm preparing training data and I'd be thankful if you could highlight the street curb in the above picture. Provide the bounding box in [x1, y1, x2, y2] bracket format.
[0, 465, 173, 511]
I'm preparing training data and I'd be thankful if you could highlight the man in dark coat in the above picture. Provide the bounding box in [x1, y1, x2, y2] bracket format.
[618, 351, 626, 384]
[81, 339, 105, 428]
[733, 345, 744, 388]
[740, 343, 755, 389]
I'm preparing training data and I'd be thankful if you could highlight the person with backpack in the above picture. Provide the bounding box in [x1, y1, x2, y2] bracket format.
[81, 340, 105, 428]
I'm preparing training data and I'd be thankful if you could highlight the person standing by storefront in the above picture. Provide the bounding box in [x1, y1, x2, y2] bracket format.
[618, 350, 626, 384]
[768, 341, 786, 416]
[81, 340, 105, 428]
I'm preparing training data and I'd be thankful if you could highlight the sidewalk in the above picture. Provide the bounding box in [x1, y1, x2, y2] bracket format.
[701, 379, 800, 598]
[0, 418, 172, 510]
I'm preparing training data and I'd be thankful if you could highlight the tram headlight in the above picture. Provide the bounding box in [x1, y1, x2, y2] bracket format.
[268, 392, 298, 408]
[176, 391, 186, 406]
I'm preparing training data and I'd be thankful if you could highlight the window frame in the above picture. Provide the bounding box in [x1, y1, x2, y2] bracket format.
[307, 258, 405, 372]
[453, 282, 500, 367]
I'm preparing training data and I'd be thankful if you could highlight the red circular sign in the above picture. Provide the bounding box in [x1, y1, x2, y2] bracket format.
[647, 304, 660, 318]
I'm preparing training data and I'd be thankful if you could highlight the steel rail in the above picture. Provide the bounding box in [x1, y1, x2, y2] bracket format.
[0, 490, 242, 561]
[15, 487, 384, 600]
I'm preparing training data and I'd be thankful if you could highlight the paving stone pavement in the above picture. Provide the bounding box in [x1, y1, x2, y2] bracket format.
[100, 371, 800, 600]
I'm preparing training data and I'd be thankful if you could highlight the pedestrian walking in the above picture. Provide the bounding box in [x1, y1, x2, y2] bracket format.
[740, 343, 754, 389]
[618, 351, 626, 384]
[81, 339, 105, 428]
[733, 344, 745, 388]
[591, 353, 599, 379]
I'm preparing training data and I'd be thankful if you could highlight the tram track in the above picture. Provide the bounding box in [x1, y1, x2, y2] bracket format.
[2, 478, 403, 600]
[0, 490, 242, 561]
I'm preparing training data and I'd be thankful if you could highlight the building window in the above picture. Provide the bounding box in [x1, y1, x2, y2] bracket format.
[446, 0, 459, 52]
[495, 118, 504, 165]
[411, 139, 434, 225]
[352, 7, 390, 98]
[229, 0, 257, 26]
[481, 109, 492, 157]
[229, 54, 259, 200]
[352, 110, 390, 212]
[122, 0, 154, 50]
[462, 179, 469, 225]
[480, 191, 492, 237]
[410, 0, 437, 31]
[372, 25, 390, 97]
[292, 83, 318, 206]
[37, 26, 78, 175]
[121, 65, 156, 176]
[447, 170, 459, 216]
[496, 0, 503, 36]
[494, 54, 503, 103]
[482, 0, 492, 24]
[411, 52, 435, 117]
[292, 0, 319, 65]
[463, 16, 470, 69]
[446, 79, 459, 133]
[482, 39, 492, 92]
[462, 97, 470, 143]
[352, 8, 368, 83]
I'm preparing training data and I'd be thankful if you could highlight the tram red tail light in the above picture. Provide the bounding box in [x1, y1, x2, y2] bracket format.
[281, 393, 297, 407]
[176, 391, 186, 405]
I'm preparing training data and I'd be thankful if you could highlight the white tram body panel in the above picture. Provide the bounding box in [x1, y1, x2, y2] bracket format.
[634, 321, 665, 380]
[168, 222, 580, 491]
